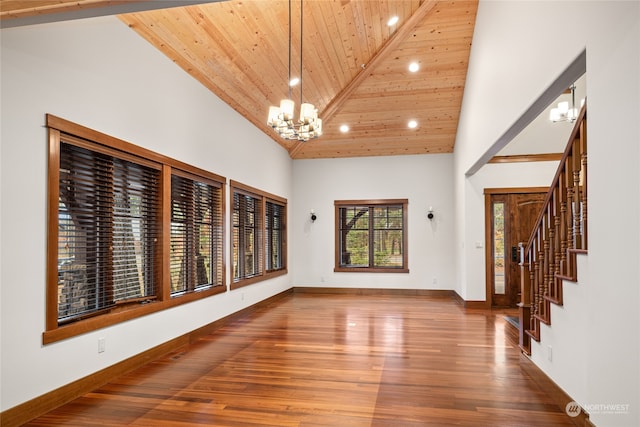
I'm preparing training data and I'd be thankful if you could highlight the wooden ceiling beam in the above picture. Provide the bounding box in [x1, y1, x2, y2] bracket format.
[0, 0, 219, 28]
[289, 0, 439, 158]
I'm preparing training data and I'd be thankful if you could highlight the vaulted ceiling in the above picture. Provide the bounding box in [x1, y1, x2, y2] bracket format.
[1, 0, 478, 159]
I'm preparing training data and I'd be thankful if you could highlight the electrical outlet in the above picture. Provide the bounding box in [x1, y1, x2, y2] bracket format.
[241, 292, 245, 301]
[98, 337, 106, 353]
[548, 345, 552, 362]
[432, 277, 437, 284]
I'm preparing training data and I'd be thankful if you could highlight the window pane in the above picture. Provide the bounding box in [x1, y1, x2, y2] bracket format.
[58, 142, 160, 323]
[373, 230, 403, 267]
[197, 216, 212, 287]
[339, 207, 370, 267]
[171, 175, 221, 296]
[194, 182, 213, 289]
[171, 176, 189, 294]
[493, 202, 505, 295]
[170, 221, 187, 293]
[112, 193, 148, 301]
[233, 192, 262, 281]
[372, 205, 403, 267]
[344, 229, 369, 266]
[266, 201, 284, 271]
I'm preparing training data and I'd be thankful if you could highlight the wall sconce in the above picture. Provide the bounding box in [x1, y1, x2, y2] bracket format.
[427, 206, 434, 220]
[310, 209, 317, 222]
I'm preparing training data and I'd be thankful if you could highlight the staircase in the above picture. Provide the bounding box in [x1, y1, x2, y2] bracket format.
[518, 105, 587, 355]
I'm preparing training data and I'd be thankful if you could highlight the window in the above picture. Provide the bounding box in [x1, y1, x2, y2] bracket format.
[335, 199, 408, 272]
[265, 200, 285, 271]
[57, 141, 161, 324]
[231, 180, 287, 289]
[46, 115, 226, 344]
[170, 172, 224, 296]
[492, 200, 506, 296]
[233, 190, 262, 281]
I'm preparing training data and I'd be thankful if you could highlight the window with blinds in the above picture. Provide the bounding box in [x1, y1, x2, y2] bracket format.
[232, 191, 263, 281]
[58, 141, 161, 324]
[265, 200, 285, 272]
[231, 181, 287, 288]
[335, 199, 408, 272]
[170, 173, 224, 296]
[46, 115, 227, 344]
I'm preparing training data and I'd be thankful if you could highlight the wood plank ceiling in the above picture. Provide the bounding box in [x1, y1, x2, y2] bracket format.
[1, 0, 478, 159]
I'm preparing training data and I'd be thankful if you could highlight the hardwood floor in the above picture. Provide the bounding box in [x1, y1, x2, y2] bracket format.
[26, 293, 575, 426]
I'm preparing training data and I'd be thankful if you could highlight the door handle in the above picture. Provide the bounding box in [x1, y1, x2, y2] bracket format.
[511, 246, 518, 262]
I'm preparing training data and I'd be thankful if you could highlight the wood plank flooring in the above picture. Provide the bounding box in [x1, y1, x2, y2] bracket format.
[26, 293, 575, 426]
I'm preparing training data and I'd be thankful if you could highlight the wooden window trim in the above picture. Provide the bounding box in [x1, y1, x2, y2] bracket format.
[334, 199, 409, 273]
[44, 114, 226, 345]
[484, 187, 549, 195]
[230, 180, 287, 290]
[488, 153, 563, 164]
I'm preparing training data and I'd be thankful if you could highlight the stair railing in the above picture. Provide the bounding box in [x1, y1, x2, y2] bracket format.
[519, 104, 587, 355]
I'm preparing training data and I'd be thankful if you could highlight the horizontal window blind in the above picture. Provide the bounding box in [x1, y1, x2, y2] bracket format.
[171, 174, 223, 296]
[58, 141, 161, 324]
[265, 200, 285, 271]
[232, 191, 263, 281]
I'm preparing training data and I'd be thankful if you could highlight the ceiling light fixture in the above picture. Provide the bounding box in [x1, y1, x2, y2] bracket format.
[267, 0, 322, 141]
[408, 120, 418, 129]
[387, 16, 399, 26]
[549, 84, 578, 123]
[408, 62, 419, 72]
[340, 124, 349, 133]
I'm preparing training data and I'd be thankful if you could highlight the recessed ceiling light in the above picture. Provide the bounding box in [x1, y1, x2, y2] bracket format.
[387, 16, 399, 26]
[340, 124, 350, 133]
[289, 77, 300, 87]
[408, 120, 418, 129]
[408, 62, 420, 72]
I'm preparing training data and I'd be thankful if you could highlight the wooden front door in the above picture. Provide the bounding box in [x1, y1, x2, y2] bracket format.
[485, 189, 547, 308]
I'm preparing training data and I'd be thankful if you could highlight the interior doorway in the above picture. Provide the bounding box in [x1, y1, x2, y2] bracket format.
[484, 188, 547, 308]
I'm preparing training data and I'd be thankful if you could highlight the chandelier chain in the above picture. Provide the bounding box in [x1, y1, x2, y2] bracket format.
[299, 0, 303, 106]
[288, 0, 292, 101]
[266, 0, 322, 141]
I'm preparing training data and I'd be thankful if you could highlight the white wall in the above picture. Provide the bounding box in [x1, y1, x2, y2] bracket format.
[531, 254, 589, 408]
[455, 1, 640, 426]
[0, 16, 293, 411]
[292, 154, 455, 290]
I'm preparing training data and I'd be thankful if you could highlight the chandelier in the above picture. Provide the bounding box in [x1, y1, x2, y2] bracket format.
[267, 0, 322, 141]
[549, 84, 578, 123]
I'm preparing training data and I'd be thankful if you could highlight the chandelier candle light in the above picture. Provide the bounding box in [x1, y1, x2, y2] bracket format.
[267, 0, 322, 141]
[549, 84, 578, 123]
